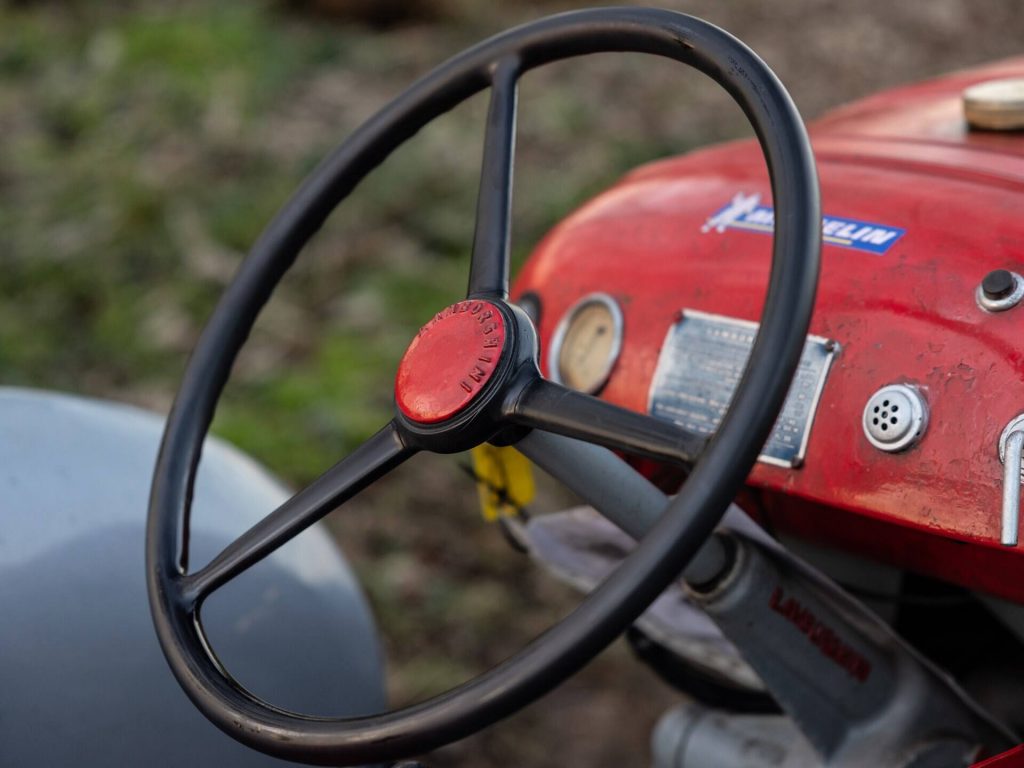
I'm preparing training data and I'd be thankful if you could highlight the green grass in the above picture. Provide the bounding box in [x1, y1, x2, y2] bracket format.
[0, 1, 701, 475]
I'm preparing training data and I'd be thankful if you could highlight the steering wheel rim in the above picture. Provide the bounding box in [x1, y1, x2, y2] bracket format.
[146, 7, 820, 766]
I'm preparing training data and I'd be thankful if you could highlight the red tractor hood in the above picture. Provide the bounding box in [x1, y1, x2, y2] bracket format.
[514, 57, 1024, 602]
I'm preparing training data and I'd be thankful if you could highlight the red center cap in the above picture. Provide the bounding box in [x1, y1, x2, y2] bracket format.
[395, 300, 507, 424]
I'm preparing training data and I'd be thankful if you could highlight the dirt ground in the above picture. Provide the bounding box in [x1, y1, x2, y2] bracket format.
[4, 1, 1024, 766]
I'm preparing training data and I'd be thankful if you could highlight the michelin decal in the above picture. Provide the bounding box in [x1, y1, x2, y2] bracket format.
[703, 192, 905, 255]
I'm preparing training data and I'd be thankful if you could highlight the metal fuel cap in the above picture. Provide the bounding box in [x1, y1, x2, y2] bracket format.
[964, 78, 1024, 131]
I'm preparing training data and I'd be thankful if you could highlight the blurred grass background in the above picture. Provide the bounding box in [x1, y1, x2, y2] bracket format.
[3, 0, 1024, 764]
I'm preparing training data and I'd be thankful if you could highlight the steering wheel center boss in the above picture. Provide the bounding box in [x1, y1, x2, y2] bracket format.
[395, 300, 507, 425]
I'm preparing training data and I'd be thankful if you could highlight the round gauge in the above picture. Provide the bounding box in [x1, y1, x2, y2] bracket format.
[548, 293, 623, 394]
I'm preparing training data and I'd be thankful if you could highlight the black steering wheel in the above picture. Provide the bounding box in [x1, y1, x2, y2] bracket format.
[146, 7, 820, 766]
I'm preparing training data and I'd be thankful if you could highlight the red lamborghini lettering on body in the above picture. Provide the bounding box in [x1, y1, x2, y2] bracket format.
[769, 586, 872, 683]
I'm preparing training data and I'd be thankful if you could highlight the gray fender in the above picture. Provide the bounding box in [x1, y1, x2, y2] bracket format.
[0, 388, 387, 766]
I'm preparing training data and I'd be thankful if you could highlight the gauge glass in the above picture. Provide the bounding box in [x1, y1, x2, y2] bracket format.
[550, 294, 623, 394]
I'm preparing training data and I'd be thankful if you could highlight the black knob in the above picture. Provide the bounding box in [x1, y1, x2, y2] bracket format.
[983, 269, 1016, 300]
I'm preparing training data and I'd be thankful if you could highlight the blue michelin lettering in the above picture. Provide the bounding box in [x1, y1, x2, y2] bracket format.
[703, 192, 905, 255]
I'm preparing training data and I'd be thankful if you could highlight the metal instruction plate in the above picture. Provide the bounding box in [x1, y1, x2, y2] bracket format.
[647, 310, 837, 468]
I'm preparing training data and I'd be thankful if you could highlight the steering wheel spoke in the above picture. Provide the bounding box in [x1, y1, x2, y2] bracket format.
[179, 421, 413, 607]
[466, 56, 520, 300]
[506, 376, 707, 466]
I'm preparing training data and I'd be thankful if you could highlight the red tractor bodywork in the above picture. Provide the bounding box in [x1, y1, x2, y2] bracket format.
[978, 745, 1024, 768]
[514, 57, 1024, 604]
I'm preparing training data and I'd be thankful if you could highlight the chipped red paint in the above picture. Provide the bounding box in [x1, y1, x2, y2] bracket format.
[513, 57, 1024, 603]
[395, 300, 505, 424]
